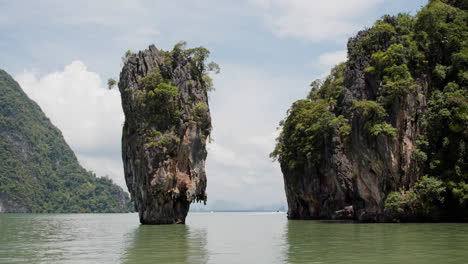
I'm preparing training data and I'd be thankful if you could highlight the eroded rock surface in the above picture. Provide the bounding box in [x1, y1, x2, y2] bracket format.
[119, 44, 212, 224]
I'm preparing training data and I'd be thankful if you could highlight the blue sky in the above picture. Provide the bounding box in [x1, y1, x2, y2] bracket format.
[1, 0, 427, 208]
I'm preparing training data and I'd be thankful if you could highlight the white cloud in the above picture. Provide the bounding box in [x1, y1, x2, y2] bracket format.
[208, 142, 250, 169]
[77, 154, 126, 187]
[251, 0, 382, 41]
[15, 61, 125, 187]
[309, 50, 348, 79]
[317, 50, 347, 70]
[205, 63, 308, 206]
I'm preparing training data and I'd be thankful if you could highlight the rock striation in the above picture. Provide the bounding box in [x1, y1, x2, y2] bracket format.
[119, 44, 213, 224]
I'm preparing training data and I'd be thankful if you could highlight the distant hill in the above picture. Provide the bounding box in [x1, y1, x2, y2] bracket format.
[190, 200, 287, 212]
[0, 69, 132, 213]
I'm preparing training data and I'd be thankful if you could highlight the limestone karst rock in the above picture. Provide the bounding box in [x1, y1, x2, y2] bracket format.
[273, 1, 467, 222]
[119, 44, 213, 224]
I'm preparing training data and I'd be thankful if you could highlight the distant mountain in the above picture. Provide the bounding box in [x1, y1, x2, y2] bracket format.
[190, 200, 287, 212]
[0, 69, 132, 213]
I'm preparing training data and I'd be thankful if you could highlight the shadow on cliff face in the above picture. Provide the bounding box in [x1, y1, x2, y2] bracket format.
[121, 224, 208, 264]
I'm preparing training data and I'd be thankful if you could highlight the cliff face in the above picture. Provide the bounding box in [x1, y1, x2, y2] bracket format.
[275, 1, 467, 222]
[0, 70, 132, 213]
[119, 44, 213, 224]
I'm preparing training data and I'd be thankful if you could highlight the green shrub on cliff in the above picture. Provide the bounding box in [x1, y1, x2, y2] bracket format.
[107, 78, 116, 90]
[137, 71, 180, 128]
[385, 176, 446, 219]
[271, 99, 350, 169]
[385, 190, 418, 213]
[172, 41, 220, 91]
[308, 63, 346, 103]
[194, 103, 210, 129]
[352, 100, 396, 137]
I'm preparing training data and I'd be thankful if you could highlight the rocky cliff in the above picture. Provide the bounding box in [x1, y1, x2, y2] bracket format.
[273, 0, 467, 222]
[0, 69, 132, 213]
[119, 43, 215, 224]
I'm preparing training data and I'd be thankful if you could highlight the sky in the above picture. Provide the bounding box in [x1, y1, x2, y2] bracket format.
[0, 0, 427, 209]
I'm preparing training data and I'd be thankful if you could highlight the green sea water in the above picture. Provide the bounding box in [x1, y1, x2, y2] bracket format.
[0, 212, 467, 263]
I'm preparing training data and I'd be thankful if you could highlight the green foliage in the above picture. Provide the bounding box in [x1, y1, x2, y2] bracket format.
[137, 71, 180, 128]
[368, 44, 406, 74]
[448, 180, 468, 207]
[271, 99, 350, 169]
[415, 176, 446, 203]
[381, 64, 419, 100]
[202, 75, 215, 92]
[122, 50, 133, 64]
[107, 78, 116, 90]
[352, 100, 396, 137]
[308, 63, 346, 103]
[352, 100, 387, 120]
[425, 87, 467, 174]
[351, 19, 396, 56]
[370, 122, 397, 137]
[0, 70, 132, 213]
[366, 42, 421, 101]
[385, 176, 446, 218]
[413, 148, 428, 163]
[434, 64, 449, 80]
[194, 103, 210, 129]
[415, 0, 467, 68]
[207, 62, 220, 74]
[173, 40, 187, 51]
[307, 79, 322, 100]
[172, 41, 219, 92]
[355, 13, 426, 104]
[147, 130, 180, 154]
[385, 191, 417, 212]
[329, 115, 352, 137]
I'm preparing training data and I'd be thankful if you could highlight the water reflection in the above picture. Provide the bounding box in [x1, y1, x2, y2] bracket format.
[0, 214, 132, 264]
[1, 213, 466, 264]
[121, 223, 208, 264]
[0, 214, 69, 263]
[286, 220, 468, 264]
